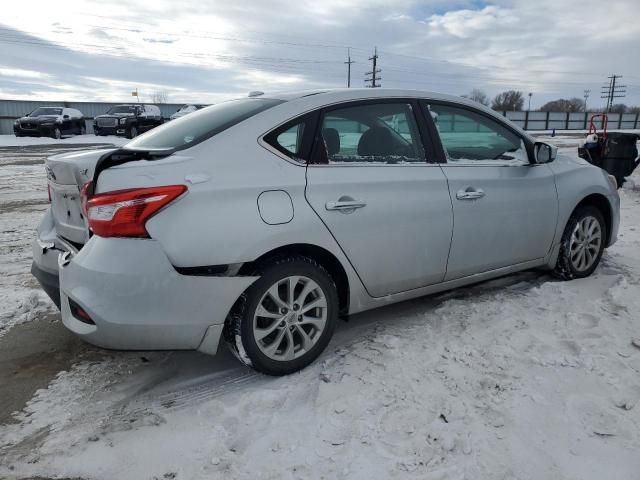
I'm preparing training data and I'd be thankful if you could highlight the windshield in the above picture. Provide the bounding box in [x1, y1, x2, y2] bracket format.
[106, 105, 139, 114]
[30, 107, 62, 116]
[126, 98, 283, 151]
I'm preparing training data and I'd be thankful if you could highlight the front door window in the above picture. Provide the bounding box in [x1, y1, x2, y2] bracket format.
[427, 104, 529, 165]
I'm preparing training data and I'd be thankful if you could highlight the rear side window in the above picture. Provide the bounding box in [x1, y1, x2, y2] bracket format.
[126, 98, 283, 151]
[263, 114, 316, 163]
[276, 123, 305, 155]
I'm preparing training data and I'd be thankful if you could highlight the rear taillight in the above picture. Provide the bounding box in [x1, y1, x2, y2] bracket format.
[86, 185, 187, 238]
[80, 181, 93, 217]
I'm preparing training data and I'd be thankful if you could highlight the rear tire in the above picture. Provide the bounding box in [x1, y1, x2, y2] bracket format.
[79, 124, 86, 135]
[226, 256, 339, 375]
[553, 205, 606, 280]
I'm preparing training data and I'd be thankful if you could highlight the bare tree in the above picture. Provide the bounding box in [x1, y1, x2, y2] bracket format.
[609, 103, 628, 114]
[462, 88, 489, 106]
[539, 98, 584, 112]
[150, 91, 169, 104]
[628, 106, 640, 114]
[491, 90, 524, 111]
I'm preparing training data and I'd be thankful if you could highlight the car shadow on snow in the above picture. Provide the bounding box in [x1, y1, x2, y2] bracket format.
[2, 268, 556, 432]
[98, 269, 553, 414]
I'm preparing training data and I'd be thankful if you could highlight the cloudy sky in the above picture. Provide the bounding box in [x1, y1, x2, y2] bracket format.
[1, 0, 639, 108]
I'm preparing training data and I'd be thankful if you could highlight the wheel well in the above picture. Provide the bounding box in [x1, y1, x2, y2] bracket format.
[238, 244, 350, 315]
[574, 194, 613, 245]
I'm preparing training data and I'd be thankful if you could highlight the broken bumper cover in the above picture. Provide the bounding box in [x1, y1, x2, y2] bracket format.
[31, 209, 76, 310]
[59, 236, 258, 354]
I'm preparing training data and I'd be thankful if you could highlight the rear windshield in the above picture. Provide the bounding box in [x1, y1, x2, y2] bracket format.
[125, 98, 283, 151]
[107, 105, 139, 114]
[30, 107, 62, 116]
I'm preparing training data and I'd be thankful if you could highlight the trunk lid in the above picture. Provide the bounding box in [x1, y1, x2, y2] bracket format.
[45, 148, 116, 245]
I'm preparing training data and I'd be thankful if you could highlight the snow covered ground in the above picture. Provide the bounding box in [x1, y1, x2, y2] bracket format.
[0, 136, 639, 479]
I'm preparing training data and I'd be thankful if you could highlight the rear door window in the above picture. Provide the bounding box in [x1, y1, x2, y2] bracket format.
[126, 98, 283, 151]
[316, 102, 426, 164]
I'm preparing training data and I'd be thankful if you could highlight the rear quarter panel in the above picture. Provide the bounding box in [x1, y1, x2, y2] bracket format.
[96, 118, 368, 308]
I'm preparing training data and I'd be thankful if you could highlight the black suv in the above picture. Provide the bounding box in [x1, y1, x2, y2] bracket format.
[93, 104, 164, 138]
[14, 107, 86, 139]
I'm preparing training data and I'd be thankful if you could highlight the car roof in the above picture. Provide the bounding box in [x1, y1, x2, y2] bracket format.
[264, 88, 465, 103]
[257, 88, 533, 141]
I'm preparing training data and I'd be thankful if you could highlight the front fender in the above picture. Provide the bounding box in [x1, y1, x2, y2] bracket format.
[548, 153, 620, 254]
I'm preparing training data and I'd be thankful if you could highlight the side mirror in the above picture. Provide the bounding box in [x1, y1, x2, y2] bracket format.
[63, 114, 69, 119]
[534, 142, 557, 163]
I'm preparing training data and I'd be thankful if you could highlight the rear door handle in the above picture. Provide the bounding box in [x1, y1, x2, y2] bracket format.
[325, 199, 367, 211]
[456, 188, 485, 200]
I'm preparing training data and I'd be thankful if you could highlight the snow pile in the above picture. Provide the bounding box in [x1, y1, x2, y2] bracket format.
[0, 178, 56, 337]
[0, 134, 129, 147]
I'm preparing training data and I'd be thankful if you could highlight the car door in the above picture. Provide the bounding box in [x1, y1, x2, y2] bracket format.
[61, 108, 72, 133]
[304, 100, 453, 298]
[136, 105, 147, 131]
[422, 101, 559, 281]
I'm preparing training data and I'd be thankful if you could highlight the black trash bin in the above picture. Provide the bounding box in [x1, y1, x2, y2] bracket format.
[601, 133, 640, 187]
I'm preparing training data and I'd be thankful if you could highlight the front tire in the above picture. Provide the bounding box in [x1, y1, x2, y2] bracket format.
[52, 127, 61, 140]
[553, 205, 606, 280]
[127, 125, 138, 139]
[226, 256, 339, 375]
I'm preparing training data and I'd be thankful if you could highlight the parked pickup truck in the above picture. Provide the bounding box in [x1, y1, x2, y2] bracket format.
[93, 104, 163, 138]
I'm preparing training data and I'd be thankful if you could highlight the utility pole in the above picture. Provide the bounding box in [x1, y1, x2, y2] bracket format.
[364, 47, 381, 88]
[344, 48, 355, 88]
[583, 89, 591, 112]
[600, 75, 626, 112]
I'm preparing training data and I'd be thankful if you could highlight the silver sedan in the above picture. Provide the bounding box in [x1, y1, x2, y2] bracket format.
[32, 88, 620, 375]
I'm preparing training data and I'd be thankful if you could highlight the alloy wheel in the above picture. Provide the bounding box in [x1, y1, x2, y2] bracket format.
[569, 215, 602, 272]
[252, 275, 327, 361]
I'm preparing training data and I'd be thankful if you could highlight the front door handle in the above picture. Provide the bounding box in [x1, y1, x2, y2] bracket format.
[456, 188, 485, 200]
[325, 198, 367, 212]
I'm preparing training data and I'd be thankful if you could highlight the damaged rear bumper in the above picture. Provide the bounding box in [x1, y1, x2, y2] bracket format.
[59, 236, 258, 355]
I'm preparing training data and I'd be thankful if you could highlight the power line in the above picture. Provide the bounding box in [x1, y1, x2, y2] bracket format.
[1, 19, 635, 81]
[2, 22, 640, 101]
[364, 47, 381, 88]
[1, 24, 633, 88]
